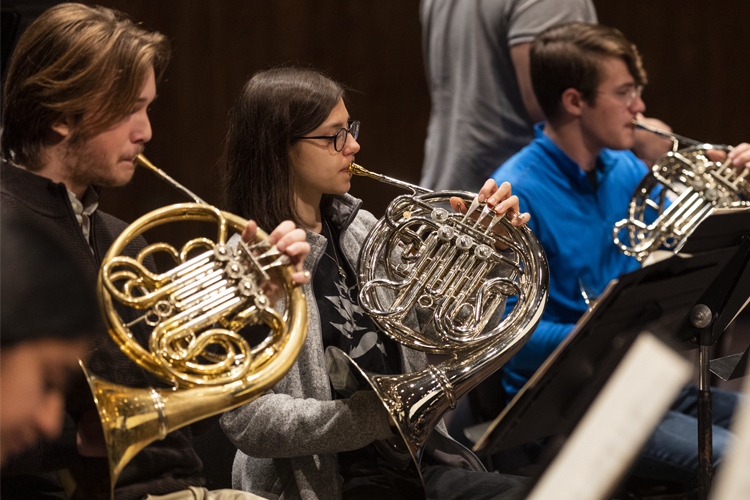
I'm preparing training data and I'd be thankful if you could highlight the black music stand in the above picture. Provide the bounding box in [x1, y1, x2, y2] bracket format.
[472, 248, 737, 496]
[673, 208, 750, 499]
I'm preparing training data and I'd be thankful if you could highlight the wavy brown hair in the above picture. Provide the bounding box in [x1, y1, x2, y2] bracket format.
[2, 3, 170, 169]
[531, 22, 648, 123]
[222, 67, 345, 231]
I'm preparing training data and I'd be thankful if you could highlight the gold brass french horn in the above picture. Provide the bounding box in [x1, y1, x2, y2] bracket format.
[613, 120, 750, 261]
[83, 155, 307, 495]
[326, 164, 549, 486]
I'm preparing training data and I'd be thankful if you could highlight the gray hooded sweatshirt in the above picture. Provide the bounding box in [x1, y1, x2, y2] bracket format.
[220, 194, 485, 500]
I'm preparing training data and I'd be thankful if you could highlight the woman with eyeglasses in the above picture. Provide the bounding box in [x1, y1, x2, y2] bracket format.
[219, 66, 530, 500]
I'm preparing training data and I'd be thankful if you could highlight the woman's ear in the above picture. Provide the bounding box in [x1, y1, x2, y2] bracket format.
[560, 88, 584, 117]
[288, 142, 300, 169]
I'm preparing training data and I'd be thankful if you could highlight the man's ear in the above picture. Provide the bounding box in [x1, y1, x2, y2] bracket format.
[560, 88, 584, 117]
[50, 116, 73, 139]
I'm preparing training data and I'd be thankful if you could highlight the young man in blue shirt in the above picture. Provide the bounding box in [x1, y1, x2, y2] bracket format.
[491, 21, 750, 487]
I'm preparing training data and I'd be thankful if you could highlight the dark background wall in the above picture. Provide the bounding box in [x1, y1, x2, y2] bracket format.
[3, 0, 749, 221]
[595, 1, 750, 148]
[91, 0, 432, 219]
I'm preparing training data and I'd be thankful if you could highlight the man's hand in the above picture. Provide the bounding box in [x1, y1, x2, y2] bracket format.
[241, 220, 311, 305]
[705, 142, 750, 171]
[242, 220, 311, 287]
[633, 114, 674, 167]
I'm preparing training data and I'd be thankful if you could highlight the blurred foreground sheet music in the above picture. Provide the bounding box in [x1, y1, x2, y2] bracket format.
[526, 332, 692, 500]
[711, 373, 750, 500]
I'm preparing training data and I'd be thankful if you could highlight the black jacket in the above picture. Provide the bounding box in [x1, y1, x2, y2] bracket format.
[1, 162, 206, 499]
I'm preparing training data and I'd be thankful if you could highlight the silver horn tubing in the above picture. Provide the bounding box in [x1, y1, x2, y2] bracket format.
[613, 140, 749, 260]
[348, 163, 550, 482]
[429, 364, 457, 410]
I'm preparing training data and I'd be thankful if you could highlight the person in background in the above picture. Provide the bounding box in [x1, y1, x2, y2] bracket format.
[420, 0, 597, 192]
[420, 0, 673, 193]
[491, 21, 750, 489]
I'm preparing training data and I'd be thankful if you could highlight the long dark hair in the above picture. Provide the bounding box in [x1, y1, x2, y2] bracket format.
[221, 67, 345, 231]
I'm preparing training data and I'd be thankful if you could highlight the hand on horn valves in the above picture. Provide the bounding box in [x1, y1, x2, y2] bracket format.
[707, 142, 750, 171]
[242, 220, 311, 305]
[449, 178, 530, 227]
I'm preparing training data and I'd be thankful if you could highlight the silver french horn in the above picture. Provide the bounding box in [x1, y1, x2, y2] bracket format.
[613, 120, 750, 261]
[326, 163, 549, 488]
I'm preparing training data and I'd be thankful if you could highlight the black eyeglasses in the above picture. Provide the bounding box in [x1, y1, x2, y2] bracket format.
[295, 120, 360, 152]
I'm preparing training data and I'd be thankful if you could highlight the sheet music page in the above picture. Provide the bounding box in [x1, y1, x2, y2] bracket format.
[526, 332, 692, 500]
[728, 295, 750, 327]
[710, 374, 750, 500]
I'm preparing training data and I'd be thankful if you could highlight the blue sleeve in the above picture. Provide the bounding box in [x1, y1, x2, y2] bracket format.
[506, 318, 575, 373]
[501, 319, 575, 398]
[500, 288, 576, 398]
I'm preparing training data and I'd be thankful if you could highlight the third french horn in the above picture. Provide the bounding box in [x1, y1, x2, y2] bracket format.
[326, 163, 549, 488]
[613, 120, 750, 261]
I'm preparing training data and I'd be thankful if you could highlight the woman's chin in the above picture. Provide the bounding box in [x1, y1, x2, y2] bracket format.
[331, 181, 351, 195]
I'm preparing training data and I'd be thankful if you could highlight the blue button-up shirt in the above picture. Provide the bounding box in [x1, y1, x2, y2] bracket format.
[491, 124, 649, 397]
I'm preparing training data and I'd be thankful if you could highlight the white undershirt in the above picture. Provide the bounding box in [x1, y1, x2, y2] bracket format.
[66, 188, 99, 252]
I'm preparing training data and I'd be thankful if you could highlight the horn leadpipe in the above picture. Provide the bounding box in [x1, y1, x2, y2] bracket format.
[135, 154, 208, 205]
[631, 119, 704, 150]
[349, 162, 432, 195]
[349, 163, 528, 226]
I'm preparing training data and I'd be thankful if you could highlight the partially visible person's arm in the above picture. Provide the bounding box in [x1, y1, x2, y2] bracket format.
[221, 390, 394, 459]
[506, 0, 598, 123]
[510, 42, 545, 124]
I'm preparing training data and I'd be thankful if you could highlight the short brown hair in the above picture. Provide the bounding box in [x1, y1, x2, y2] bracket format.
[530, 22, 647, 123]
[1, 3, 170, 168]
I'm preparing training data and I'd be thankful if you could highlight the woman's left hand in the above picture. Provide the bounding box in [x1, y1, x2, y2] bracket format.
[728, 143, 750, 170]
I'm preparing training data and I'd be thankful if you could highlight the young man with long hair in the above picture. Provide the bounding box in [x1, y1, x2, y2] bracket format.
[1, 4, 308, 499]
